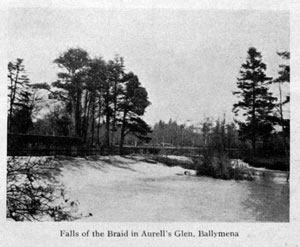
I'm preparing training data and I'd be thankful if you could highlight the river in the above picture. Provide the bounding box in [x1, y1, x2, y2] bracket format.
[60, 157, 289, 222]
[135, 174, 289, 222]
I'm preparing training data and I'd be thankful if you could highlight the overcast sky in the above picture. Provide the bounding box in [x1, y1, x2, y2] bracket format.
[7, 8, 289, 125]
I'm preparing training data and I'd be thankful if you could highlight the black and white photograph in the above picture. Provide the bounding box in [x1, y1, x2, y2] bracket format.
[1, 0, 300, 246]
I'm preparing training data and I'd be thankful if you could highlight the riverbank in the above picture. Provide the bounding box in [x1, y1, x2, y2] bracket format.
[243, 156, 289, 171]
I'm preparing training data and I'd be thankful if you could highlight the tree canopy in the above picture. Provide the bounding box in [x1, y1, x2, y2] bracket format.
[233, 47, 276, 153]
[7, 48, 152, 154]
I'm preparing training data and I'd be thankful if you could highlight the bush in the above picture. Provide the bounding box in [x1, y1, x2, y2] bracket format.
[7, 157, 79, 221]
[194, 152, 253, 181]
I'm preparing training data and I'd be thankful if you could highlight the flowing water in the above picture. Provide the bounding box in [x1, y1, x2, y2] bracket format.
[66, 159, 289, 222]
[135, 174, 289, 222]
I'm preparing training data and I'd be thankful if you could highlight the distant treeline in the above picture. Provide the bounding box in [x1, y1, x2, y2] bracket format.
[150, 118, 239, 149]
[149, 117, 287, 158]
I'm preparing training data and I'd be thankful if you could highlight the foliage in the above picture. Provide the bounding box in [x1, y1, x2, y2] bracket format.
[7, 59, 33, 133]
[150, 117, 241, 151]
[275, 51, 290, 83]
[51, 48, 151, 151]
[8, 50, 151, 155]
[194, 152, 253, 180]
[7, 60, 51, 134]
[151, 152, 253, 181]
[273, 51, 290, 141]
[30, 106, 72, 136]
[233, 47, 276, 153]
[7, 157, 78, 221]
[151, 119, 203, 147]
[118, 72, 151, 154]
[53, 48, 90, 137]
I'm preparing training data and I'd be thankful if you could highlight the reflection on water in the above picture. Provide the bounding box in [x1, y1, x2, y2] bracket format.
[149, 171, 289, 222]
[241, 173, 289, 222]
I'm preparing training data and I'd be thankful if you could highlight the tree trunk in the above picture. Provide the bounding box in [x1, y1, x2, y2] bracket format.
[119, 110, 127, 155]
[84, 97, 91, 144]
[105, 114, 110, 147]
[252, 82, 256, 155]
[9, 69, 20, 132]
[91, 96, 96, 147]
[8, 83, 15, 132]
[96, 97, 102, 145]
[104, 96, 110, 148]
[278, 83, 289, 169]
[111, 81, 118, 146]
[75, 87, 82, 137]
[82, 91, 89, 141]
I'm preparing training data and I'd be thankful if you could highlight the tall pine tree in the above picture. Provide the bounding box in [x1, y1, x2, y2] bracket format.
[233, 47, 276, 154]
[118, 72, 151, 154]
[53, 48, 90, 137]
[8, 59, 33, 133]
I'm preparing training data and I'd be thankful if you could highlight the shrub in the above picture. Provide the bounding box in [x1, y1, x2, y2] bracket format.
[194, 152, 253, 181]
[7, 157, 78, 221]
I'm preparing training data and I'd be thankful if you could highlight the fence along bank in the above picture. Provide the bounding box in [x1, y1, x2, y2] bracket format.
[7, 133, 241, 158]
[8, 133, 82, 156]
